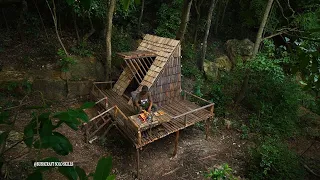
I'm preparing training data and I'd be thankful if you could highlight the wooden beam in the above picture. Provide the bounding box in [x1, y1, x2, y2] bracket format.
[141, 57, 150, 70]
[127, 59, 143, 82]
[132, 59, 146, 78]
[124, 60, 140, 84]
[135, 58, 148, 75]
[146, 57, 153, 66]
[172, 103, 214, 119]
[184, 90, 215, 104]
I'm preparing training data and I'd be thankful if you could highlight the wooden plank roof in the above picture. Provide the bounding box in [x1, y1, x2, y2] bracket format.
[117, 50, 157, 59]
[137, 34, 180, 88]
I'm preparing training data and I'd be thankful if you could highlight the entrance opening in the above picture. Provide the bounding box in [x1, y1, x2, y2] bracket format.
[122, 56, 156, 98]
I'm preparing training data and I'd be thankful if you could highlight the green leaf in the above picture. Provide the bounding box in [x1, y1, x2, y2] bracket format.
[80, 102, 95, 109]
[76, 110, 89, 123]
[106, 175, 116, 180]
[24, 123, 34, 148]
[0, 111, 9, 124]
[66, 0, 75, 6]
[75, 166, 88, 180]
[27, 171, 43, 180]
[134, 0, 141, 5]
[93, 156, 112, 180]
[51, 132, 73, 155]
[39, 118, 53, 137]
[38, 112, 51, 121]
[65, 122, 79, 131]
[80, 0, 92, 10]
[58, 167, 78, 180]
[0, 131, 9, 146]
[53, 112, 71, 121]
[121, 0, 131, 11]
[33, 136, 51, 149]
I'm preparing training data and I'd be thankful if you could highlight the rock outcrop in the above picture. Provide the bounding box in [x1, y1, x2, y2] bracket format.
[204, 55, 232, 80]
[0, 56, 105, 100]
[225, 39, 254, 68]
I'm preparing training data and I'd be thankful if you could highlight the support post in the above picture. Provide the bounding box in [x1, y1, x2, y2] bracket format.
[173, 131, 180, 156]
[206, 104, 214, 140]
[114, 107, 118, 117]
[184, 115, 187, 126]
[138, 130, 142, 146]
[136, 148, 140, 179]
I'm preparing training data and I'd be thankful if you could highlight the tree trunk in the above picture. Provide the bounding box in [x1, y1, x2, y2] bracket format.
[33, 0, 48, 40]
[73, 11, 80, 43]
[46, 0, 68, 55]
[198, 0, 216, 71]
[176, 0, 193, 43]
[105, 0, 116, 80]
[253, 0, 274, 56]
[220, 0, 229, 26]
[137, 0, 145, 37]
[235, 0, 274, 104]
[193, 0, 204, 45]
[213, 0, 222, 35]
[83, 14, 96, 43]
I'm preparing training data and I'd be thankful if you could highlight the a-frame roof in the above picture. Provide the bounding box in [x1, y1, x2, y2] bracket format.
[137, 34, 180, 88]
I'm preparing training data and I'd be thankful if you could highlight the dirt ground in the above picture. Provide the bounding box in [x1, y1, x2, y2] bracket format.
[2, 98, 248, 180]
[46, 120, 248, 180]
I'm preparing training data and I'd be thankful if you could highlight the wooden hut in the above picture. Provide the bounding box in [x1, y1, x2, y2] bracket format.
[89, 34, 215, 178]
[112, 34, 181, 106]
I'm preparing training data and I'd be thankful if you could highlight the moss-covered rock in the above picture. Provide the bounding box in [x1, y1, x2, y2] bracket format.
[225, 39, 254, 68]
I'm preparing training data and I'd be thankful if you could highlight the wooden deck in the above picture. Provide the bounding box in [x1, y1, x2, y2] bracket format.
[91, 84, 214, 148]
[90, 82, 215, 179]
[137, 99, 212, 148]
[104, 89, 136, 117]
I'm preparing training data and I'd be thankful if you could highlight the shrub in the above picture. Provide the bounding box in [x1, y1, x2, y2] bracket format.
[57, 49, 76, 72]
[205, 163, 238, 180]
[155, 0, 182, 38]
[203, 82, 232, 117]
[248, 137, 305, 180]
[237, 54, 303, 137]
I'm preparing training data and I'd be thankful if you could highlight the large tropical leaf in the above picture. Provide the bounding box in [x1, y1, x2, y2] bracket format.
[93, 156, 113, 180]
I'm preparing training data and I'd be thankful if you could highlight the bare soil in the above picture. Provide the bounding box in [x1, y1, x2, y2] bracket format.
[46, 120, 248, 180]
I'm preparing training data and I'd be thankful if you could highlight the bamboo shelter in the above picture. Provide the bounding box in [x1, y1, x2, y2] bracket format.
[88, 34, 215, 178]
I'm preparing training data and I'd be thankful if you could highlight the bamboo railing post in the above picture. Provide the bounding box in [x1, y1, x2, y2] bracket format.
[114, 106, 118, 117]
[138, 130, 142, 146]
[184, 114, 187, 126]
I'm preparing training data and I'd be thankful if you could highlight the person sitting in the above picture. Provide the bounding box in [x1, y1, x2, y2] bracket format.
[134, 85, 157, 113]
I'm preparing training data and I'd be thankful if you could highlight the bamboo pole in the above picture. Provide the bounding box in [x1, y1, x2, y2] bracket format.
[172, 103, 214, 119]
[135, 58, 148, 75]
[125, 60, 140, 84]
[127, 60, 143, 82]
[132, 59, 146, 78]
[141, 57, 150, 70]
[184, 90, 214, 104]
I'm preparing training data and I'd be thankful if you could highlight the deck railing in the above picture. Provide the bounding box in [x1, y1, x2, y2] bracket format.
[172, 90, 215, 127]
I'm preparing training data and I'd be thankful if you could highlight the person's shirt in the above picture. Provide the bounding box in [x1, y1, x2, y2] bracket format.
[135, 92, 152, 106]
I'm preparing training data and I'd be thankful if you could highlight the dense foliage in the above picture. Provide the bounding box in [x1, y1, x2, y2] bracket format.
[1, 0, 320, 179]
